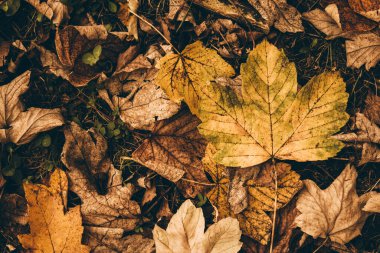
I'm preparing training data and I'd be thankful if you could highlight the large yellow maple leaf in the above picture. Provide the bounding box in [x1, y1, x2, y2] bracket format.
[198, 40, 349, 167]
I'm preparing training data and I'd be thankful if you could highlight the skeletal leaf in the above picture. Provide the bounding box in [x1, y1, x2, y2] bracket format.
[295, 164, 380, 244]
[346, 33, 380, 70]
[26, 0, 69, 25]
[18, 169, 90, 252]
[156, 41, 235, 115]
[153, 199, 242, 253]
[197, 40, 349, 168]
[132, 110, 209, 197]
[204, 144, 302, 245]
[0, 71, 64, 145]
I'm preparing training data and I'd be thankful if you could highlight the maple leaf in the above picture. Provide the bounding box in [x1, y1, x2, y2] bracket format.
[155, 41, 235, 115]
[153, 199, 242, 253]
[204, 144, 302, 245]
[61, 122, 140, 230]
[132, 110, 209, 198]
[295, 164, 380, 244]
[17, 169, 90, 252]
[0, 71, 64, 145]
[197, 40, 349, 168]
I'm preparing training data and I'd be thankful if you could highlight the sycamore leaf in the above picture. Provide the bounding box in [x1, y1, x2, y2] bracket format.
[153, 199, 242, 253]
[295, 164, 380, 244]
[191, 0, 270, 32]
[18, 169, 90, 252]
[26, 0, 69, 25]
[204, 144, 302, 245]
[0, 71, 64, 145]
[132, 110, 209, 198]
[346, 33, 380, 71]
[197, 40, 349, 168]
[156, 41, 235, 115]
[61, 122, 141, 245]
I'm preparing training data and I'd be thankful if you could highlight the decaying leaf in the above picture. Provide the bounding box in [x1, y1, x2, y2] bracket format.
[0, 71, 64, 145]
[0, 41, 10, 67]
[18, 169, 90, 252]
[348, 0, 380, 22]
[38, 25, 128, 86]
[26, 0, 69, 25]
[117, 0, 139, 40]
[132, 110, 209, 197]
[156, 41, 235, 115]
[247, 0, 304, 33]
[346, 33, 380, 70]
[363, 193, 380, 212]
[191, 0, 269, 32]
[168, 0, 195, 25]
[84, 227, 154, 253]
[0, 194, 28, 226]
[61, 122, 140, 233]
[153, 199, 242, 253]
[204, 144, 303, 245]
[197, 40, 349, 168]
[334, 113, 380, 165]
[295, 164, 380, 244]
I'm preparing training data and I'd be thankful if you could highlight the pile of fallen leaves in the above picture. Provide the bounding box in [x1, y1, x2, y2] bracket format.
[0, 0, 379, 252]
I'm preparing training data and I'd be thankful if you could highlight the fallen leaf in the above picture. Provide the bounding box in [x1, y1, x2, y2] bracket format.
[17, 169, 90, 252]
[204, 144, 302, 245]
[156, 41, 235, 115]
[362, 193, 380, 212]
[0, 41, 10, 67]
[247, 0, 304, 33]
[346, 33, 380, 70]
[61, 122, 141, 233]
[0, 71, 64, 145]
[191, 0, 270, 32]
[197, 40, 349, 168]
[333, 113, 380, 165]
[363, 93, 380, 125]
[156, 199, 173, 219]
[348, 0, 380, 22]
[168, 0, 195, 25]
[26, 0, 69, 25]
[295, 164, 380, 244]
[84, 227, 154, 253]
[153, 199, 242, 253]
[0, 194, 28, 226]
[132, 110, 209, 198]
[117, 0, 139, 40]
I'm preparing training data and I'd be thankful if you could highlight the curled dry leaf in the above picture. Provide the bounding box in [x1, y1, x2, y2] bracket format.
[39, 25, 128, 87]
[191, 0, 269, 32]
[204, 144, 303, 245]
[295, 164, 380, 244]
[334, 113, 380, 165]
[0, 71, 64, 145]
[153, 199, 242, 253]
[84, 227, 154, 253]
[197, 40, 349, 168]
[61, 122, 140, 232]
[117, 0, 139, 40]
[132, 110, 209, 198]
[156, 41, 235, 115]
[18, 169, 90, 252]
[26, 0, 69, 25]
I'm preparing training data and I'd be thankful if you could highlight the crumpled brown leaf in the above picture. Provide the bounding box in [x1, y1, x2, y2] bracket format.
[132, 110, 209, 198]
[117, 0, 139, 40]
[0, 71, 64, 145]
[153, 199, 242, 253]
[18, 169, 90, 252]
[348, 0, 380, 22]
[26, 0, 69, 25]
[84, 227, 154, 253]
[38, 25, 129, 86]
[295, 164, 380, 244]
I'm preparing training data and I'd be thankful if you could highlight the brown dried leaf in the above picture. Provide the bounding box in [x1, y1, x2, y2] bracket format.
[0, 41, 10, 67]
[132, 110, 209, 198]
[348, 0, 380, 22]
[61, 122, 141, 233]
[168, 0, 195, 25]
[363, 93, 380, 125]
[0, 194, 28, 226]
[84, 227, 154, 253]
[117, 0, 139, 40]
[18, 169, 90, 252]
[346, 33, 380, 70]
[0, 71, 64, 145]
[295, 164, 379, 244]
[26, 0, 69, 25]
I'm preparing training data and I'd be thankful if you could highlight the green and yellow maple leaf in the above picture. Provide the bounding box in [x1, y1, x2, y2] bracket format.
[155, 41, 235, 114]
[203, 144, 302, 245]
[198, 40, 349, 167]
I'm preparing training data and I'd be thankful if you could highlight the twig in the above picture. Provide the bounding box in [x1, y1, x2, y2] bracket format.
[180, 178, 216, 186]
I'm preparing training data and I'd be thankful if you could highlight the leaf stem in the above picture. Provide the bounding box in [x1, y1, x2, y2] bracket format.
[269, 158, 278, 253]
[180, 178, 216, 186]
